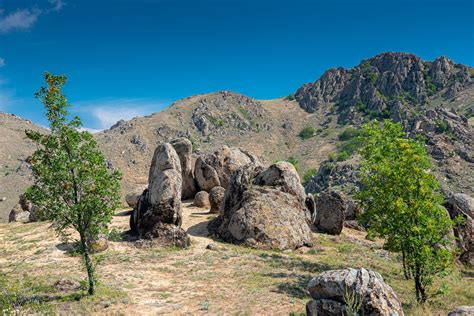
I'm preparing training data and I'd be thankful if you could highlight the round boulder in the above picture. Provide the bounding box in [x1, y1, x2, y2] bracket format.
[194, 191, 210, 208]
[209, 186, 225, 214]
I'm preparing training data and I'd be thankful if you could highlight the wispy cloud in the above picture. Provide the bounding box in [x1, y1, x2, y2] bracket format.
[75, 98, 168, 130]
[0, 58, 5, 67]
[0, 1, 65, 34]
[48, 0, 65, 12]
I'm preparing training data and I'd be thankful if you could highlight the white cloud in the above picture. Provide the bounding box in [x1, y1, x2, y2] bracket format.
[0, 8, 42, 34]
[48, 0, 65, 12]
[0, 1, 65, 34]
[78, 127, 101, 134]
[0, 58, 5, 67]
[75, 98, 168, 130]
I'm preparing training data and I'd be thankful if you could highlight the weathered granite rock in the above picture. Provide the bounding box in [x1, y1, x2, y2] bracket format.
[209, 162, 312, 250]
[194, 191, 210, 208]
[445, 193, 474, 266]
[130, 143, 189, 248]
[170, 137, 198, 200]
[448, 306, 474, 316]
[314, 191, 346, 235]
[195, 146, 261, 192]
[209, 186, 225, 214]
[306, 268, 404, 316]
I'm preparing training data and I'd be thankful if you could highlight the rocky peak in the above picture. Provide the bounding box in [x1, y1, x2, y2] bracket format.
[295, 52, 473, 118]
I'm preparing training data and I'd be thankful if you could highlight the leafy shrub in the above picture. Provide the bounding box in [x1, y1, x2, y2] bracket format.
[286, 156, 300, 171]
[285, 93, 295, 101]
[337, 151, 351, 161]
[299, 126, 315, 140]
[435, 119, 450, 133]
[302, 168, 317, 184]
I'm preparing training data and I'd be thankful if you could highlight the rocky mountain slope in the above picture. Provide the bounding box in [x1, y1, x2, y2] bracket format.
[0, 113, 48, 222]
[1, 52, 473, 221]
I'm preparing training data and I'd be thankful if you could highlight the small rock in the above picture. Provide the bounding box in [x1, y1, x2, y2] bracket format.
[206, 243, 218, 251]
[53, 279, 79, 292]
[90, 236, 109, 253]
[0, 197, 6, 202]
[194, 191, 210, 208]
[448, 306, 474, 316]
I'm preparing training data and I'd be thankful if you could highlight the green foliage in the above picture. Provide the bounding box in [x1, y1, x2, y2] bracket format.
[302, 168, 317, 184]
[286, 156, 300, 171]
[435, 119, 450, 134]
[25, 73, 122, 296]
[298, 126, 315, 140]
[357, 120, 456, 303]
[285, 93, 295, 101]
[206, 115, 224, 127]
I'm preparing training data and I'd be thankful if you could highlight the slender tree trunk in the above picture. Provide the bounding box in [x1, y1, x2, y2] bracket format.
[414, 268, 426, 303]
[80, 234, 96, 295]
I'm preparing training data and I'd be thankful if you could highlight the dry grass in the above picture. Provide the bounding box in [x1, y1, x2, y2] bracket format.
[1, 202, 472, 315]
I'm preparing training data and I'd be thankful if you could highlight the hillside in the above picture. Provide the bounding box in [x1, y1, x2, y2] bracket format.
[1, 52, 473, 222]
[0, 113, 48, 222]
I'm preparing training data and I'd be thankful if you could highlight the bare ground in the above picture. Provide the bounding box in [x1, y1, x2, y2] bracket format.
[1, 202, 473, 315]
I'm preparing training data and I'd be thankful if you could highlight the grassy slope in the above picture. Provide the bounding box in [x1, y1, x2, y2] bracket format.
[1, 204, 472, 315]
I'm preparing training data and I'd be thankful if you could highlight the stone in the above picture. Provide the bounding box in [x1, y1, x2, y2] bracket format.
[209, 163, 312, 250]
[194, 191, 210, 208]
[445, 193, 474, 266]
[195, 146, 262, 192]
[448, 306, 474, 316]
[306, 268, 404, 316]
[130, 142, 189, 248]
[170, 137, 198, 200]
[194, 157, 221, 192]
[53, 279, 80, 292]
[125, 189, 143, 208]
[90, 236, 108, 253]
[315, 191, 346, 235]
[209, 186, 225, 214]
[8, 204, 31, 223]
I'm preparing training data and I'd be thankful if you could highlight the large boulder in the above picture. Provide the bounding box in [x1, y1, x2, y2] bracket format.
[194, 191, 210, 208]
[445, 193, 474, 266]
[170, 137, 198, 200]
[130, 143, 189, 248]
[209, 186, 225, 214]
[314, 191, 346, 235]
[195, 146, 261, 192]
[125, 186, 147, 208]
[306, 268, 404, 316]
[209, 162, 312, 250]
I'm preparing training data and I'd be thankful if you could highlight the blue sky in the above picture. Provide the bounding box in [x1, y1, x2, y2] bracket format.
[0, 0, 473, 131]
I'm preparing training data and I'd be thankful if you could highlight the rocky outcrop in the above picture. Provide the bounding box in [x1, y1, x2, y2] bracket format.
[445, 193, 474, 266]
[8, 193, 41, 223]
[130, 143, 190, 248]
[170, 137, 198, 200]
[195, 146, 262, 192]
[296, 52, 471, 115]
[208, 162, 312, 250]
[209, 186, 225, 214]
[194, 191, 210, 208]
[314, 191, 346, 235]
[306, 268, 404, 316]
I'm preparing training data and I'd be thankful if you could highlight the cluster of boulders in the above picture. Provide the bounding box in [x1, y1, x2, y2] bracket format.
[306, 268, 404, 316]
[8, 193, 41, 223]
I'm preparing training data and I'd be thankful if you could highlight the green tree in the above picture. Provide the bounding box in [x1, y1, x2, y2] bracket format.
[357, 120, 455, 303]
[299, 126, 315, 140]
[25, 73, 122, 295]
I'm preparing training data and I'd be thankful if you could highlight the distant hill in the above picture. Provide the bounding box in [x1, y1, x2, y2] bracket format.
[1, 52, 473, 222]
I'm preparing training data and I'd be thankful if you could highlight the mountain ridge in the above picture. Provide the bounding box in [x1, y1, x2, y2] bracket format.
[1, 52, 473, 222]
